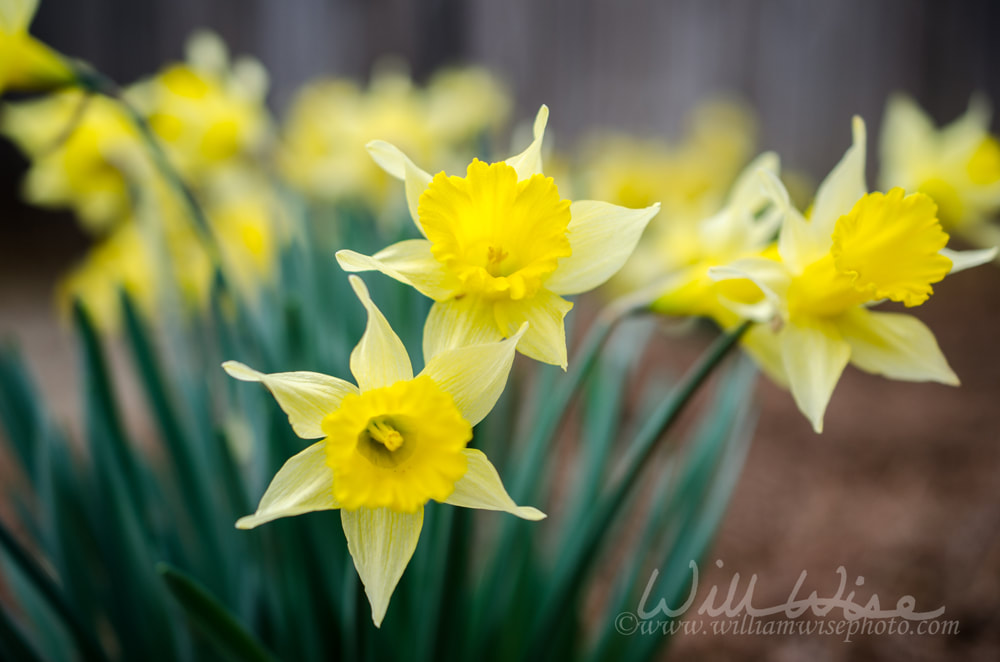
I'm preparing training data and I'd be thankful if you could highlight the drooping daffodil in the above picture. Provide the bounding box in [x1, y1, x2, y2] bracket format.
[336, 105, 661, 369]
[0, 0, 75, 96]
[711, 117, 997, 433]
[880, 94, 1000, 255]
[224, 276, 543, 627]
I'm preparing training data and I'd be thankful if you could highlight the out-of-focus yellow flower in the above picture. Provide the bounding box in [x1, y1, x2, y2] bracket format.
[56, 222, 158, 329]
[337, 106, 660, 369]
[648, 152, 782, 327]
[60, 171, 283, 331]
[279, 69, 431, 207]
[224, 276, 542, 627]
[1, 89, 145, 233]
[0, 0, 75, 96]
[130, 31, 271, 180]
[2, 31, 270, 235]
[278, 64, 509, 217]
[424, 66, 510, 147]
[584, 100, 759, 296]
[711, 118, 997, 433]
[582, 100, 756, 218]
[881, 94, 1000, 252]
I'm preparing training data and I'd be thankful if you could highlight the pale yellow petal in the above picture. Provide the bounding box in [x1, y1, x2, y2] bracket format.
[708, 257, 790, 320]
[336, 240, 458, 301]
[420, 324, 526, 426]
[780, 319, 851, 434]
[493, 289, 573, 369]
[348, 275, 413, 391]
[222, 361, 357, 439]
[366, 140, 433, 230]
[422, 296, 503, 362]
[740, 324, 788, 388]
[839, 309, 958, 385]
[341, 507, 424, 628]
[0, 0, 38, 32]
[761, 170, 828, 273]
[728, 151, 781, 210]
[879, 94, 935, 190]
[941, 246, 998, 273]
[236, 442, 338, 529]
[544, 200, 660, 295]
[504, 105, 549, 179]
[444, 449, 545, 520]
[810, 116, 867, 234]
[941, 94, 992, 153]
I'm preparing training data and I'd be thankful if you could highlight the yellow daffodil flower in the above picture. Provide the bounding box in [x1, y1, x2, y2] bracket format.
[224, 276, 543, 627]
[647, 151, 782, 327]
[60, 172, 281, 331]
[0, 0, 75, 96]
[424, 66, 510, 148]
[880, 94, 1000, 252]
[278, 63, 509, 230]
[336, 106, 661, 368]
[582, 100, 758, 297]
[2, 89, 146, 233]
[711, 117, 997, 433]
[57, 222, 158, 329]
[581, 100, 757, 217]
[130, 31, 271, 179]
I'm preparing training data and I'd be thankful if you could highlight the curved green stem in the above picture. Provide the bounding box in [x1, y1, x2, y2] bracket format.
[526, 320, 752, 657]
[467, 295, 648, 652]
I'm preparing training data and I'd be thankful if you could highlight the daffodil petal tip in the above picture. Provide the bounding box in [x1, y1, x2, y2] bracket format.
[222, 360, 262, 381]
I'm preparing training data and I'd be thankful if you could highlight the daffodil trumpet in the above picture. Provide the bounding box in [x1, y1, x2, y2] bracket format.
[224, 276, 544, 627]
[337, 105, 661, 369]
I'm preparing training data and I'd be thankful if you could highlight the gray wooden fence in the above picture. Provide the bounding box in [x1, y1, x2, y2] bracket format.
[26, 0, 1000, 176]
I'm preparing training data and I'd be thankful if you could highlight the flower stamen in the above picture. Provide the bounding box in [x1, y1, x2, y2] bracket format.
[366, 417, 404, 451]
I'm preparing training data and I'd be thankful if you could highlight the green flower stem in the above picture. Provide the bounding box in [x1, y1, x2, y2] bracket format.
[512, 294, 655, 501]
[71, 64, 223, 264]
[526, 320, 752, 657]
[0, 519, 110, 662]
[469, 294, 649, 651]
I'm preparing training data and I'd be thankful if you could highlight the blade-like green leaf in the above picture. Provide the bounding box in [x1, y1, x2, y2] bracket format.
[158, 563, 276, 662]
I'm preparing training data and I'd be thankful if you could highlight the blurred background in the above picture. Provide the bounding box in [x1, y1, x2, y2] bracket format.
[2, 0, 999, 659]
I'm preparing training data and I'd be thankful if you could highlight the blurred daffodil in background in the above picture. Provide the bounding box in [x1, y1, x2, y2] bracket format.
[711, 117, 997, 432]
[0, 0, 74, 96]
[224, 276, 542, 627]
[1, 89, 145, 232]
[57, 174, 282, 330]
[130, 30, 272, 181]
[584, 100, 759, 297]
[337, 106, 660, 368]
[279, 62, 509, 224]
[880, 94, 1000, 255]
[3, 30, 281, 331]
